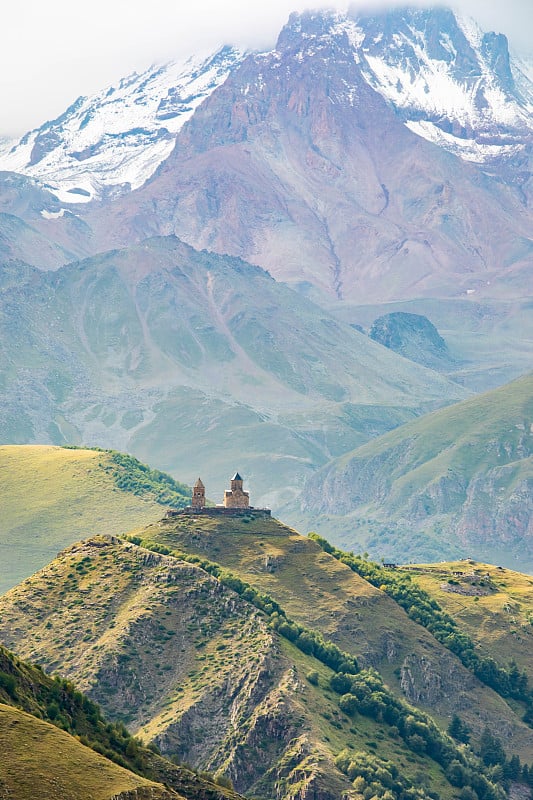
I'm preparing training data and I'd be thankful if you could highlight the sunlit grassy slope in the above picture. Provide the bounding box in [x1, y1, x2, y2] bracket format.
[0, 445, 184, 593]
[406, 561, 533, 681]
[0, 536, 476, 800]
[132, 513, 533, 761]
[0, 704, 175, 800]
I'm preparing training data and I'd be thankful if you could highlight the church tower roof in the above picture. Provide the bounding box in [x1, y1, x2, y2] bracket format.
[231, 472, 242, 481]
[194, 477, 205, 488]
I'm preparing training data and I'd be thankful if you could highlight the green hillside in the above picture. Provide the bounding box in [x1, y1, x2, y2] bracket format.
[405, 561, 533, 685]
[0, 643, 243, 800]
[0, 236, 465, 509]
[0, 533, 516, 800]
[0, 444, 190, 594]
[290, 373, 533, 568]
[119, 514, 533, 761]
[0, 705, 177, 800]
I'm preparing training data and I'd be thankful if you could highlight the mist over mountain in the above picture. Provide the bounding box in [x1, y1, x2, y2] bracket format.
[2, 7, 529, 313]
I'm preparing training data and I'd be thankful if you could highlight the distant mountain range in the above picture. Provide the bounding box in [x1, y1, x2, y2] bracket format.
[0, 5, 532, 564]
[2, 8, 531, 203]
[0, 237, 464, 510]
[290, 373, 533, 569]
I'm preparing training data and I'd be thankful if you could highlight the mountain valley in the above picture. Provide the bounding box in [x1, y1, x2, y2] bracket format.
[1, 4, 533, 797]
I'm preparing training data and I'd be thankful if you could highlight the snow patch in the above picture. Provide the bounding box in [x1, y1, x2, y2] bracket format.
[40, 208, 67, 219]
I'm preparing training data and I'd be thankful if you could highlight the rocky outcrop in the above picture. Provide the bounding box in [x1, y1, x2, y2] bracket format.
[369, 312, 454, 371]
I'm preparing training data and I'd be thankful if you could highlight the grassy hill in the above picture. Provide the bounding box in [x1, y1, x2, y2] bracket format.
[0, 704, 177, 800]
[129, 513, 533, 760]
[403, 561, 533, 684]
[0, 643, 242, 800]
[289, 373, 533, 568]
[0, 533, 514, 800]
[0, 444, 190, 594]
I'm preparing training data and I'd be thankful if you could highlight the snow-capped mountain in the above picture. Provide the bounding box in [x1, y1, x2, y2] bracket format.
[0, 46, 245, 203]
[0, 8, 533, 203]
[68, 5, 531, 306]
[350, 6, 533, 163]
[2, 6, 531, 206]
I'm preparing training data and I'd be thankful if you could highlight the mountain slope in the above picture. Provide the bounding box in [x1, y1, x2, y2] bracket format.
[121, 514, 533, 761]
[1, 532, 525, 800]
[0, 236, 465, 510]
[0, 642, 245, 800]
[0, 47, 245, 203]
[0, 704, 177, 800]
[294, 373, 533, 569]
[403, 561, 533, 684]
[0, 444, 190, 594]
[354, 7, 533, 162]
[0, 534, 464, 800]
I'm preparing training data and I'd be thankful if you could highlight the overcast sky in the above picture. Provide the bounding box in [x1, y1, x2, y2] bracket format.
[1, 0, 532, 137]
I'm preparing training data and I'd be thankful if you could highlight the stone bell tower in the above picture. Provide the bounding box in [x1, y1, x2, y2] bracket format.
[191, 477, 206, 510]
[223, 472, 250, 509]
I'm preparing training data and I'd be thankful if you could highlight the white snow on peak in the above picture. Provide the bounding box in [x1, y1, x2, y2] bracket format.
[454, 12, 483, 51]
[330, 18, 365, 51]
[0, 46, 246, 203]
[405, 120, 521, 162]
[360, 31, 528, 130]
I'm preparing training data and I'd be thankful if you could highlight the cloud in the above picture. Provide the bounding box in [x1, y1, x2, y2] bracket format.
[1, 0, 532, 136]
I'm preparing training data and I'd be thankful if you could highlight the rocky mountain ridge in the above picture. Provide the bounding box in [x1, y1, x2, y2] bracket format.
[0, 46, 245, 203]
[71, 6, 533, 306]
[2, 8, 531, 204]
[0, 527, 529, 798]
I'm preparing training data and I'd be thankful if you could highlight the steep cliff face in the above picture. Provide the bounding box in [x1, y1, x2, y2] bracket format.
[369, 312, 454, 371]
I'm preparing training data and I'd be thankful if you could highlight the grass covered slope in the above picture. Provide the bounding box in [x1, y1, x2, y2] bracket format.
[132, 513, 533, 761]
[0, 534, 508, 800]
[294, 373, 533, 568]
[0, 445, 189, 594]
[407, 561, 533, 685]
[0, 642, 243, 800]
[0, 704, 176, 800]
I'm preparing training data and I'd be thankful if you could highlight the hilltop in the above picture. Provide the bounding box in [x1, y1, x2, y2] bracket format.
[291, 373, 533, 569]
[402, 561, 533, 684]
[0, 444, 190, 593]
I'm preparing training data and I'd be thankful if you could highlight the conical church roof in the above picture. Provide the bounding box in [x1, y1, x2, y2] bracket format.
[231, 472, 242, 481]
[194, 477, 205, 488]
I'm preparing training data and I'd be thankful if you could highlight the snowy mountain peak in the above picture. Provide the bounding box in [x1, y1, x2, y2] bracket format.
[349, 7, 532, 160]
[1, 7, 531, 203]
[273, 6, 532, 164]
[0, 46, 246, 203]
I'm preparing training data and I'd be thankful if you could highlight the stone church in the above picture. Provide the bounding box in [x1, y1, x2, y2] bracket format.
[191, 472, 251, 510]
